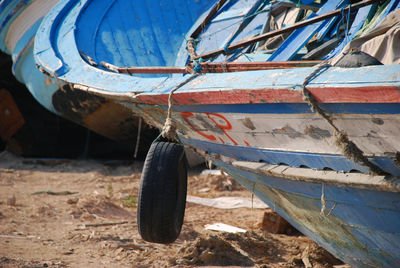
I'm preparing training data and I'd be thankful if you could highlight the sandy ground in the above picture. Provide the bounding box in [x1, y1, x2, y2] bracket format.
[0, 151, 344, 267]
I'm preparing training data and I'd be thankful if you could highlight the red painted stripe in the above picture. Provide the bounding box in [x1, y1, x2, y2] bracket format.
[135, 86, 400, 105]
[309, 86, 400, 103]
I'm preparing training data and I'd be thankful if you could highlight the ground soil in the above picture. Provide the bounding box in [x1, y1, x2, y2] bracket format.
[0, 151, 344, 267]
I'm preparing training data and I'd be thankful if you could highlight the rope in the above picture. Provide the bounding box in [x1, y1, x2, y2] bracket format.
[161, 74, 201, 141]
[302, 62, 387, 175]
[186, 38, 198, 60]
[320, 184, 326, 216]
[221, 61, 227, 72]
[320, 184, 337, 217]
[193, 59, 204, 73]
[134, 117, 142, 158]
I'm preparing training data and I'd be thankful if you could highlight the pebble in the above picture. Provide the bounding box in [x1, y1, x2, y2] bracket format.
[6, 195, 16, 206]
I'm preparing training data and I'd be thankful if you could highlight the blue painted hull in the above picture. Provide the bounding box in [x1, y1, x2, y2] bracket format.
[32, 0, 400, 173]
[216, 159, 400, 267]
[14, 0, 400, 266]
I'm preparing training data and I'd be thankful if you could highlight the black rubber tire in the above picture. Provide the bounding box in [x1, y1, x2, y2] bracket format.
[137, 141, 187, 244]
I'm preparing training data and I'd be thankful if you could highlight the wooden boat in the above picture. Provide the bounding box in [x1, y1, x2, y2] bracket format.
[32, 0, 400, 266]
[0, 0, 158, 156]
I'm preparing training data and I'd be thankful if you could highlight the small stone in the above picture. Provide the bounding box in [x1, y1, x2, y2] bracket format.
[115, 247, 124, 255]
[197, 187, 210, 193]
[6, 195, 16, 206]
[63, 248, 74, 255]
[67, 198, 79, 205]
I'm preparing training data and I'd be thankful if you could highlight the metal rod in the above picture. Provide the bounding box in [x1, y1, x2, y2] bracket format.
[194, 0, 379, 60]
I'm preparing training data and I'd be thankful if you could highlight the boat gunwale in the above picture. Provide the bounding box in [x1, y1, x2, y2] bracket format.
[34, 0, 400, 98]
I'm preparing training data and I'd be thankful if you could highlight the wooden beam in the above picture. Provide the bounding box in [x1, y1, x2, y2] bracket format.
[277, 1, 320, 12]
[118, 66, 187, 74]
[192, 60, 321, 73]
[190, 0, 228, 39]
[221, 0, 266, 50]
[117, 60, 321, 74]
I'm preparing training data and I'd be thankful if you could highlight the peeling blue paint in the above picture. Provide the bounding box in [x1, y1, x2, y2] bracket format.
[215, 159, 400, 267]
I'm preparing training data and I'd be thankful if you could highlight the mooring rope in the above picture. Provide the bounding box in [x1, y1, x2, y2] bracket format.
[134, 117, 142, 158]
[302, 62, 387, 175]
[161, 74, 201, 141]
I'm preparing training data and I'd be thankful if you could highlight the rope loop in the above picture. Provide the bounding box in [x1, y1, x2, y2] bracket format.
[186, 38, 199, 60]
[162, 118, 178, 140]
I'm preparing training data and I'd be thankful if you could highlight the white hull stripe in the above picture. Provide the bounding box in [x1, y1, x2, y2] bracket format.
[5, 0, 55, 53]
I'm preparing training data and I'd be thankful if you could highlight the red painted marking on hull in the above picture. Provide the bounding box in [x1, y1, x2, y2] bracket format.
[181, 112, 241, 145]
[135, 86, 400, 105]
[181, 112, 217, 142]
[207, 113, 238, 146]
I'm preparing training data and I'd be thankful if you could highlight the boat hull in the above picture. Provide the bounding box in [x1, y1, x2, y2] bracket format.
[128, 102, 400, 176]
[0, 0, 156, 150]
[216, 160, 400, 268]
[126, 100, 400, 266]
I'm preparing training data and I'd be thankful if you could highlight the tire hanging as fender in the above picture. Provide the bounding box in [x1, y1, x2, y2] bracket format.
[137, 141, 188, 244]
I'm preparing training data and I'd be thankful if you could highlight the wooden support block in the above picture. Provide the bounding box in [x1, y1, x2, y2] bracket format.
[0, 89, 24, 141]
[259, 208, 293, 234]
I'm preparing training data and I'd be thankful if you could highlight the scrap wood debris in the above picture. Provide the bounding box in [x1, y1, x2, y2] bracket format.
[32, 190, 78, 195]
[80, 221, 129, 228]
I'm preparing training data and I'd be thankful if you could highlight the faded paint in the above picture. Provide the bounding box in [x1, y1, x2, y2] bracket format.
[82, 102, 139, 142]
[233, 161, 399, 193]
[5, 0, 55, 52]
[134, 86, 400, 106]
[305, 125, 331, 140]
[216, 160, 400, 267]
[241, 117, 256, 130]
[52, 84, 106, 123]
[371, 118, 384, 125]
[194, 114, 224, 134]
[272, 125, 302, 138]
[51, 85, 153, 143]
[257, 185, 383, 267]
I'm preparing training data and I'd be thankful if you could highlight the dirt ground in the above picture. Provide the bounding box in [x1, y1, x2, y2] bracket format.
[0, 151, 345, 267]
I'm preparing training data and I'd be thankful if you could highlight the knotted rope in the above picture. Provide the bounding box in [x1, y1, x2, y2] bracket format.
[302, 62, 386, 175]
[161, 74, 201, 141]
[186, 38, 198, 60]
